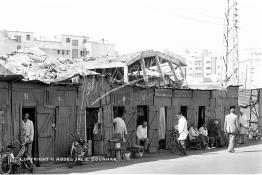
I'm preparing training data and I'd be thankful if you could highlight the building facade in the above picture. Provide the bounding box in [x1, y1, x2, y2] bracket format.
[182, 50, 223, 83]
[239, 48, 262, 89]
[0, 30, 116, 58]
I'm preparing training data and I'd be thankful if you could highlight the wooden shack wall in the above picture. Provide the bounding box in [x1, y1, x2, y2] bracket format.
[77, 76, 112, 155]
[48, 85, 78, 157]
[0, 82, 11, 152]
[11, 82, 47, 141]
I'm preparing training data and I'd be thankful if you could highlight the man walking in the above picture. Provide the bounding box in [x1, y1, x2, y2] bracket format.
[224, 106, 239, 153]
[177, 112, 189, 156]
[22, 113, 34, 158]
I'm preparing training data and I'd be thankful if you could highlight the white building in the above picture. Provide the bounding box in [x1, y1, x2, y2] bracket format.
[239, 48, 262, 89]
[181, 50, 223, 83]
[0, 30, 116, 58]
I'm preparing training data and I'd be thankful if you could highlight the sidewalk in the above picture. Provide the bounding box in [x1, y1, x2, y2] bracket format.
[35, 140, 261, 174]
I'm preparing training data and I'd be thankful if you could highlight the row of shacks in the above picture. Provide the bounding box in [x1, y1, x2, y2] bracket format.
[0, 50, 239, 166]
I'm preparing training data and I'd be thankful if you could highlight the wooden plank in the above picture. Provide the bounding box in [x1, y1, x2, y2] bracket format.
[155, 56, 166, 86]
[124, 66, 129, 83]
[168, 61, 179, 82]
[140, 57, 148, 83]
[155, 88, 173, 97]
[125, 106, 137, 145]
[148, 106, 159, 153]
[173, 89, 193, 98]
[55, 106, 71, 158]
[154, 97, 172, 107]
[37, 106, 55, 160]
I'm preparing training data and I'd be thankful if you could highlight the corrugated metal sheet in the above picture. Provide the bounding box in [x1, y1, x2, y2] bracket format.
[238, 90, 251, 106]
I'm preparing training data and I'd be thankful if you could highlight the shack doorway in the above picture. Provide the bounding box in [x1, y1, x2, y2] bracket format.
[22, 107, 39, 166]
[136, 105, 148, 127]
[86, 108, 100, 155]
[180, 106, 188, 119]
[159, 107, 167, 149]
[198, 106, 206, 128]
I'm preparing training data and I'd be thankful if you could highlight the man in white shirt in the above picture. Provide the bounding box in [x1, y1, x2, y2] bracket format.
[188, 123, 203, 148]
[177, 112, 189, 156]
[113, 113, 128, 142]
[199, 122, 215, 149]
[224, 106, 239, 153]
[22, 113, 34, 158]
[136, 121, 149, 151]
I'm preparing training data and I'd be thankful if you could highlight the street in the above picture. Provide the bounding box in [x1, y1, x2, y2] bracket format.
[36, 141, 262, 174]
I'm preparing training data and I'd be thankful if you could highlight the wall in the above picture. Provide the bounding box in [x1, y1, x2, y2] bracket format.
[0, 82, 11, 152]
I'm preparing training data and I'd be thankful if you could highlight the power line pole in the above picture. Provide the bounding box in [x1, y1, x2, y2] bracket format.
[223, 0, 239, 87]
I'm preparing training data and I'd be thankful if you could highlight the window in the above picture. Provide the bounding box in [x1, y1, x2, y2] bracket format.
[26, 35, 30, 41]
[206, 67, 211, 70]
[16, 36, 21, 43]
[83, 39, 87, 44]
[62, 50, 65, 55]
[66, 38, 71, 43]
[17, 45, 21, 50]
[66, 50, 70, 55]
[80, 50, 89, 57]
[72, 40, 78, 46]
[57, 50, 60, 54]
[72, 49, 78, 58]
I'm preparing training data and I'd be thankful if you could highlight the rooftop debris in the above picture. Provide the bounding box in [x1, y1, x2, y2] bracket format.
[0, 47, 99, 84]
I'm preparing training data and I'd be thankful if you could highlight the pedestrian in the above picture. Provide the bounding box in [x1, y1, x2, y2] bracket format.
[177, 112, 189, 156]
[224, 106, 239, 153]
[238, 111, 249, 144]
[113, 110, 128, 142]
[22, 113, 34, 160]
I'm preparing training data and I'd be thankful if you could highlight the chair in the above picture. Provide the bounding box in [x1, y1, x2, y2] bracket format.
[188, 137, 201, 150]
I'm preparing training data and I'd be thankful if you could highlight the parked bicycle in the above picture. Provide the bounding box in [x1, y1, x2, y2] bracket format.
[66, 133, 88, 168]
[167, 129, 181, 154]
[0, 138, 34, 174]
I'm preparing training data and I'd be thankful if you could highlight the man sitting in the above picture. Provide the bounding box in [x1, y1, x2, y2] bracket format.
[209, 120, 224, 147]
[136, 121, 149, 152]
[199, 122, 215, 149]
[189, 123, 202, 148]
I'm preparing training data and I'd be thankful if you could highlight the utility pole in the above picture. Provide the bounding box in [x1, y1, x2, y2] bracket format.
[223, 0, 239, 87]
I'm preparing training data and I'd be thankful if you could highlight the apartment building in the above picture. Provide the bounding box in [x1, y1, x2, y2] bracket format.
[239, 49, 262, 89]
[183, 50, 223, 82]
[0, 30, 116, 58]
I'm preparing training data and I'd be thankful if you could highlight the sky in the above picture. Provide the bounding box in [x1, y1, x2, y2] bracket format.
[0, 0, 261, 56]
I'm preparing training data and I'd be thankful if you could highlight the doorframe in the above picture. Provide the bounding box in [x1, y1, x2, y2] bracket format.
[22, 106, 38, 165]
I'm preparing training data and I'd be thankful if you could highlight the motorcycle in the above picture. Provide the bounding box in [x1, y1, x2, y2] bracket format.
[0, 138, 34, 174]
[66, 133, 88, 168]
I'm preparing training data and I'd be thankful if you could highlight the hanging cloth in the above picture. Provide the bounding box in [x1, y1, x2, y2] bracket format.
[159, 107, 166, 140]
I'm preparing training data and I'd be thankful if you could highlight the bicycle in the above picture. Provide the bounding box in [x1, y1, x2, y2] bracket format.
[167, 129, 180, 154]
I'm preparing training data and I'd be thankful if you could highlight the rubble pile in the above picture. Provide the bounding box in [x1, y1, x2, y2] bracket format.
[0, 47, 98, 83]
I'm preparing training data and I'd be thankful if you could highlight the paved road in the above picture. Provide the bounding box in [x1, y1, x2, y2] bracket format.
[37, 142, 262, 174]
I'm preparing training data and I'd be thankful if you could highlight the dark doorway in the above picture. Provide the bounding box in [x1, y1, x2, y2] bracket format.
[136, 105, 148, 127]
[22, 107, 39, 166]
[113, 106, 125, 119]
[180, 106, 188, 119]
[86, 108, 99, 155]
[198, 106, 206, 128]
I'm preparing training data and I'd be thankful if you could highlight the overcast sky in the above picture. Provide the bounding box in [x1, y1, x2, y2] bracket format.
[0, 0, 261, 56]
